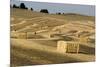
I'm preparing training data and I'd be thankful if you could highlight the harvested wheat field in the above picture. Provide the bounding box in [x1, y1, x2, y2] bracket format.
[10, 8, 95, 67]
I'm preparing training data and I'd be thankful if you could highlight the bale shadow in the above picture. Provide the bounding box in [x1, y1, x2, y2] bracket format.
[79, 44, 95, 55]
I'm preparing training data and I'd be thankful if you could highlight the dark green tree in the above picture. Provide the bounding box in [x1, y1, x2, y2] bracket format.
[31, 8, 33, 11]
[40, 9, 49, 13]
[20, 3, 26, 9]
[13, 4, 19, 8]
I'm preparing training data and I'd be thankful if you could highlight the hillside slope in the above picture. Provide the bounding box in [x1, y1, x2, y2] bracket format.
[11, 8, 95, 66]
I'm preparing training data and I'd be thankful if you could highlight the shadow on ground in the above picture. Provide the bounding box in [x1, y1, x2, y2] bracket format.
[11, 44, 89, 66]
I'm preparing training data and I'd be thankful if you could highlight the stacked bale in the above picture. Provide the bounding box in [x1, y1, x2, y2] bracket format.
[79, 37, 89, 44]
[17, 32, 27, 39]
[57, 41, 80, 54]
[66, 42, 80, 54]
[11, 32, 27, 39]
[41, 33, 51, 38]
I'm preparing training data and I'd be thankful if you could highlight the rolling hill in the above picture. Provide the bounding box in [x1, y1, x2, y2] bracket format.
[10, 8, 95, 66]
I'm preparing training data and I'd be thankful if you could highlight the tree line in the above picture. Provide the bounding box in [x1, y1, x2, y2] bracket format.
[11, 3, 63, 14]
[12, 3, 33, 11]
